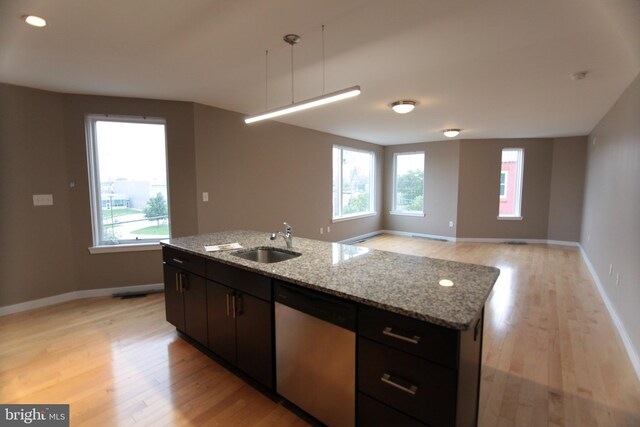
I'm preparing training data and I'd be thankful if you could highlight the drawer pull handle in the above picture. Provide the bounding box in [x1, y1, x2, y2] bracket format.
[172, 258, 184, 264]
[381, 373, 418, 395]
[383, 327, 420, 344]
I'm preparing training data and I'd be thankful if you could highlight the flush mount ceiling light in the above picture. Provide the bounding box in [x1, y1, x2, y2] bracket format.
[391, 100, 416, 114]
[22, 15, 47, 27]
[245, 27, 361, 124]
[443, 129, 461, 138]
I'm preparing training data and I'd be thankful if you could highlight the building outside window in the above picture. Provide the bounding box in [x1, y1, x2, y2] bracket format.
[332, 146, 375, 220]
[499, 171, 508, 199]
[391, 152, 424, 215]
[498, 148, 524, 218]
[86, 115, 170, 246]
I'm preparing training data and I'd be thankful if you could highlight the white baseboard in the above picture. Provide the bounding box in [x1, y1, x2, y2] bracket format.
[381, 229, 455, 242]
[456, 237, 578, 246]
[339, 230, 579, 247]
[579, 245, 640, 381]
[0, 283, 164, 317]
[339, 230, 385, 244]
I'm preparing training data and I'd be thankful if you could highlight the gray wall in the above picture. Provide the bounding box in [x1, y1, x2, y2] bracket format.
[383, 141, 460, 238]
[454, 137, 586, 241]
[0, 83, 384, 306]
[457, 138, 554, 239]
[548, 137, 587, 241]
[0, 80, 595, 308]
[193, 103, 384, 242]
[0, 84, 77, 305]
[62, 93, 199, 292]
[0, 83, 199, 306]
[581, 72, 640, 363]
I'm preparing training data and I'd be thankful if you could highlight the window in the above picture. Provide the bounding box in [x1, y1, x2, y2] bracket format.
[86, 115, 170, 247]
[332, 146, 375, 220]
[499, 171, 508, 198]
[498, 148, 524, 218]
[391, 152, 424, 215]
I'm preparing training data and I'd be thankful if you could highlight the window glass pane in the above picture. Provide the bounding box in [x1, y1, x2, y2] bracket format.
[499, 148, 524, 217]
[332, 147, 341, 218]
[89, 118, 170, 245]
[393, 152, 424, 213]
[332, 146, 375, 219]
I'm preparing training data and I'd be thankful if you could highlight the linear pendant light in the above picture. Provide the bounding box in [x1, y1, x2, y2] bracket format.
[245, 85, 361, 124]
[245, 28, 361, 124]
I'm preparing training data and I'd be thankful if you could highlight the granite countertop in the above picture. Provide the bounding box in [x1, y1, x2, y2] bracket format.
[161, 230, 500, 330]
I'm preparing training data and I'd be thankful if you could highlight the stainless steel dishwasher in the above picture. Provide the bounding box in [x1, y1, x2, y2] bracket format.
[275, 282, 356, 427]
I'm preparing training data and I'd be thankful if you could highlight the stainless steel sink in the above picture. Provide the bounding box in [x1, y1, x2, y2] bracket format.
[232, 246, 301, 263]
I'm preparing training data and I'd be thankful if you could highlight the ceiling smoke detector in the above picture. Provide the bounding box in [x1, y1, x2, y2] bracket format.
[571, 71, 588, 81]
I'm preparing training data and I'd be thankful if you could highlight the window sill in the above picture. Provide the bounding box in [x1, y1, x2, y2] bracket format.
[389, 211, 425, 217]
[497, 216, 523, 221]
[88, 243, 162, 254]
[332, 212, 377, 223]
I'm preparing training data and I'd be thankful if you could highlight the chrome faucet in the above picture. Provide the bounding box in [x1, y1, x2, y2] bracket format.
[270, 222, 294, 249]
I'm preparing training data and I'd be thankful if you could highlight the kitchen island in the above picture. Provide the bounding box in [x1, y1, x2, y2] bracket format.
[161, 230, 499, 427]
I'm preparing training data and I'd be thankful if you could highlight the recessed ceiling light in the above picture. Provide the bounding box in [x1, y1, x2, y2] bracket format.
[22, 15, 47, 27]
[391, 100, 416, 114]
[443, 129, 461, 138]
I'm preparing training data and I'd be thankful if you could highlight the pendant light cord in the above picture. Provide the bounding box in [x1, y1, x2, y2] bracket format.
[322, 24, 325, 95]
[265, 50, 269, 110]
[291, 42, 294, 104]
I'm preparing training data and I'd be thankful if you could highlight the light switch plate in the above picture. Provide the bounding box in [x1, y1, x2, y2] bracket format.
[33, 194, 53, 206]
[202, 192, 209, 202]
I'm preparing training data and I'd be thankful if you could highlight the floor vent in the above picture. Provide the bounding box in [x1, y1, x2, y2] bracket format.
[411, 235, 448, 242]
[504, 241, 527, 245]
[113, 289, 163, 299]
[351, 233, 382, 244]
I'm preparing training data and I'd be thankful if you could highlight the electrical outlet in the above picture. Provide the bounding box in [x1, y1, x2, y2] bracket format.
[616, 273, 620, 285]
[202, 192, 209, 202]
[320, 227, 323, 235]
[33, 194, 53, 206]
[327, 226, 330, 233]
[609, 264, 613, 276]
[587, 234, 591, 241]
[449, 221, 454, 227]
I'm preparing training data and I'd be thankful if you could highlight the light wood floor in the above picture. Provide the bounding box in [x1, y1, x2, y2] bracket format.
[1, 235, 638, 426]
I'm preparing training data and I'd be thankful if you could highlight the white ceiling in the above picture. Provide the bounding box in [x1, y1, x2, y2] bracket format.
[1, 0, 639, 145]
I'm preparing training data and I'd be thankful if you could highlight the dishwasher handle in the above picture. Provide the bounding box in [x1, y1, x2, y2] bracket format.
[274, 282, 356, 331]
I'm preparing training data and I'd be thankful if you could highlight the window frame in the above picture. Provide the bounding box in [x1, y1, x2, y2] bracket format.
[498, 147, 524, 220]
[85, 114, 171, 250]
[390, 151, 425, 217]
[332, 145, 376, 221]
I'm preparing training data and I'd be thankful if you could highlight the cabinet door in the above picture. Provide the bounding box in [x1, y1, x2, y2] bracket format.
[206, 281, 237, 364]
[164, 264, 185, 331]
[182, 273, 208, 346]
[235, 293, 273, 389]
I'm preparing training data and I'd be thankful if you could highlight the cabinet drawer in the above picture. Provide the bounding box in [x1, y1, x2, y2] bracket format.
[163, 247, 206, 277]
[207, 260, 271, 301]
[358, 337, 456, 427]
[357, 393, 425, 426]
[358, 305, 458, 369]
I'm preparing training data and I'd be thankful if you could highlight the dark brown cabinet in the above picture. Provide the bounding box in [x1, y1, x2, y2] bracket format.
[356, 306, 484, 427]
[163, 249, 208, 346]
[206, 260, 273, 389]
